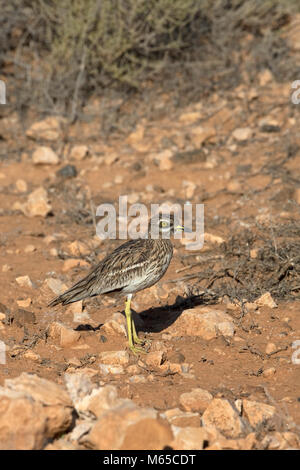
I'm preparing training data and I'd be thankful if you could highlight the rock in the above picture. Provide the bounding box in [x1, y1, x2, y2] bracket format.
[99, 364, 124, 375]
[68, 381, 130, 419]
[69, 421, 93, 443]
[26, 117, 64, 141]
[14, 309, 36, 327]
[144, 351, 166, 368]
[128, 375, 147, 384]
[265, 343, 277, 355]
[255, 292, 277, 309]
[262, 431, 300, 450]
[171, 425, 220, 450]
[154, 150, 174, 171]
[23, 350, 41, 363]
[182, 180, 197, 199]
[70, 145, 89, 161]
[179, 388, 213, 413]
[44, 277, 67, 295]
[284, 14, 300, 51]
[0, 390, 47, 449]
[32, 146, 59, 165]
[15, 275, 33, 288]
[99, 351, 129, 366]
[162, 408, 200, 427]
[24, 244, 36, 253]
[101, 313, 127, 338]
[179, 111, 200, 125]
[64, 372, 94, 404]
[204, 232, 225, 245]
[242, 400, 277, 428]
[17, 187, 52, 218]
[189, 126, 216, 147]
[0, 373, 73, 449]
[16, 298, 32, 308]
[47, 322, 81, 348]
[258, 69, 273, 86]
[232, 127, 253, 142]
[262, 367, 276, 378]
[67, 241, 90, 257]
[15, 179, 28, 193]
[202, 399, 248, 438]
[56, 164, 77, 179]
[83, 401, 173, 450]
[62, 258, 90, 272]
[167, 306, 235, 340]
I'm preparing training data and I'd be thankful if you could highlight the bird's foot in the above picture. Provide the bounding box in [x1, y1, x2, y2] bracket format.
[132, 334, 144, 345]
[129, 344, 147, 356]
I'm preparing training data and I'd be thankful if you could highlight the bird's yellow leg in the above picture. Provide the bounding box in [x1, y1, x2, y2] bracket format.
[131, 316, 144, 344]
[125, 295, 145, 355]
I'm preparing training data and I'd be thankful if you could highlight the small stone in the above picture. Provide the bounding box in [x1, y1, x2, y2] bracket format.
[26, 117, 64, 141]
[101, 313, 127, 338]
[242, 399, 276, 428]
[162, 408, 200, 427]
[258, 69, 273, 86]
[154, 150, 174, 171]
[15, 179, 28, 193]
[15, 275, 33, 288]
[56, 164, 77, 179]
[16, 298, 32, 308]
[202, 398, 248, 438]
[14, 309, 36, 327]
[189, 126, 216, 147]
[256, 292, 277, 309]
[67, 241, 90, 257]
[23, 350, 41, 363]
[99, 364, 125, 375]
[179, 111, 200, 124]
[2, 264, 12, 272]
[128, 375, 147, 384]
[99, 351, 129, 366]
[62, 258, 90, 272]
[144, 351, 166, 368]
[262, 367, 276, 378]
[24, 245, 36, 253]
[265, 343, 277, 355]
[20, 187, 52, 218]
[204, 232, 225, 245]
[179, 388, 213, 413]
[70, 145, 89, 161]
[32, 146, 59, 165]
[47, 322, 81, 348]
[232, 127, 253, 142]
[44, 278, 67, 295]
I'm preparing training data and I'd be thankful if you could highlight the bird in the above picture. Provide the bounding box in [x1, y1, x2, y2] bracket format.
[48, 213, 188, 354]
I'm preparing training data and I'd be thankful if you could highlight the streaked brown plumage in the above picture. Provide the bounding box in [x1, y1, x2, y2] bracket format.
[49, 213, 186, 354]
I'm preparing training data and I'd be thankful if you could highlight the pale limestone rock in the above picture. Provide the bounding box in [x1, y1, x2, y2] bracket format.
[179, 388, 213, 413]
[32, 146, 59, 165]
[202, 398, 248, 438]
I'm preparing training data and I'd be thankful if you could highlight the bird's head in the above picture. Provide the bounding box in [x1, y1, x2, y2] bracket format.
[149, 213, 190, 239]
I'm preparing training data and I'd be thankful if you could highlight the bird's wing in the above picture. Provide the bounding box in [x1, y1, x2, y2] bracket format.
[48, 239, 151, 306]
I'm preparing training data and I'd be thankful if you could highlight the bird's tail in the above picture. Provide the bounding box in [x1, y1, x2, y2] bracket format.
[48, 273, 96, 307]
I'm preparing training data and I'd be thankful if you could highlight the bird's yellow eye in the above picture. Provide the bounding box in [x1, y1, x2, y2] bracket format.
[160, 220, 168, 228]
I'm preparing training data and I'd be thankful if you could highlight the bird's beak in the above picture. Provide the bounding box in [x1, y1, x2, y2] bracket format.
[175, 225, 192, 233]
